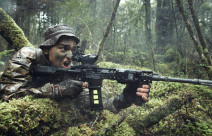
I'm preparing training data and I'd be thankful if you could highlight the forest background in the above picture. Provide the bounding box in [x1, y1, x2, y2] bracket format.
[0, 0, 212, 78]
[0, 0, 212, 135]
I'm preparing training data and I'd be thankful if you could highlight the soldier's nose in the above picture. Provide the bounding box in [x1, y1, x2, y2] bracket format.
[66, 51, 72, 60]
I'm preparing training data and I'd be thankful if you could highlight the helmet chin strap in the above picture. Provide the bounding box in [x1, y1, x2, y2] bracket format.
[43, 54, 52, 66]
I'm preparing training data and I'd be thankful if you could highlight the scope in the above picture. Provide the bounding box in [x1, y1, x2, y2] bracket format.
[72, 51, 98, 65]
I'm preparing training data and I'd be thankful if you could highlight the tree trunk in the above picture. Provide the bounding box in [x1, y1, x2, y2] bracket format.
[187, 0, 212, 66]
[171, 0, 183, 58]
[144, 0, 156, 71]
[0, 8, 33, 51]
[155, 0, 162, 53]
[155, 0, 174, 54]
[175, 0, 212, 79]
[97, 0, 121, 58]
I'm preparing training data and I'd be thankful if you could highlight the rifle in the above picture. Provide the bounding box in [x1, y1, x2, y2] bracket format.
[34, 53, 212, 110]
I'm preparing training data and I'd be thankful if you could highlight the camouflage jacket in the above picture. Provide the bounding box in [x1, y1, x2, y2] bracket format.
[0, 47, 118, 113]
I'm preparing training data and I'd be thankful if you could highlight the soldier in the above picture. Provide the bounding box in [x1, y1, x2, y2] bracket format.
[0, 24, 150, 113]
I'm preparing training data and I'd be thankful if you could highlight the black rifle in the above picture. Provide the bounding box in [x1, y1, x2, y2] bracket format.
[34, 54, 212, 110]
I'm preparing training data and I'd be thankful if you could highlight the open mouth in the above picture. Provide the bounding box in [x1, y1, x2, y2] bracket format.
[62, 61, 71, 68]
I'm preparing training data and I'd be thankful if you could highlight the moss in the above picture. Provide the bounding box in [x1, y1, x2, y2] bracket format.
[145, 84, 212, 135]
[66, 110, 136, 136]
[0, 62, 211, 135]
[0, 8, 33, 51]
[0, 96, 70, 135]
[206, 66, 212, 80]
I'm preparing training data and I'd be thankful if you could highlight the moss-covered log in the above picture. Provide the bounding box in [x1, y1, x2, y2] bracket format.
[0, 8, 33, 51]
[140, 92, 195, 128]
[0, 96, 71, 135]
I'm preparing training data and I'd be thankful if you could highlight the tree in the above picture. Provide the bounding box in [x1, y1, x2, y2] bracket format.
[155, 0, 175, 54]
[97, 0, 121, 58]
[176, 0, 212, 79]
[188, 0, 212, 66]
[144, 0, 156, 70]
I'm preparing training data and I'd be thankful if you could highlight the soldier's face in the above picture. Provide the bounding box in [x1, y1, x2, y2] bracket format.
[46, 37, 77, 68]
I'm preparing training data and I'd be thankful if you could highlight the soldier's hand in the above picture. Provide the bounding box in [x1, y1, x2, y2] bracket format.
[55, 79, 88, 98]
[136, 85, 150, 101]
[42, 79, 86, 99]
[113, 84, 151, 110]
[41, 79, 88, 98]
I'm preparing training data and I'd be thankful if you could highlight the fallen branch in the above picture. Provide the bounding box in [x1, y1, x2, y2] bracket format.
[104, 115, 127, 134]
[140, 92, 196, 128]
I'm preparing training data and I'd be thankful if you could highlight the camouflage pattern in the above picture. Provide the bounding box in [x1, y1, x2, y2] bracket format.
[0, 47, 51, 100]
[0, 46, 121, 114]
[39, 24, 80, 49]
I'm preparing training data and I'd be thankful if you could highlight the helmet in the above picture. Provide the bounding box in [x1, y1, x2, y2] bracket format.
[39, 24, 80, 49]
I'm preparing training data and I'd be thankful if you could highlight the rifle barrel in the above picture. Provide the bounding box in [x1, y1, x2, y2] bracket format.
[152, 75, 212, 86]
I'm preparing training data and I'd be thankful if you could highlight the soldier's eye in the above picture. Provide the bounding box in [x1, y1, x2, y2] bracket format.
[59, 46, 65, 50]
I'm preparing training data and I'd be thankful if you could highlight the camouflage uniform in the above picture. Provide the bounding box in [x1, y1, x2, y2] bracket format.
[0, 45, 120, 111]
[0, 25, 119, 112]
[0, 25, 144, 117]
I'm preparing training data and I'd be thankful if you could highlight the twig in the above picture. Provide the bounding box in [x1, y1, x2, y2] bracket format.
[103, 115, 127, 134]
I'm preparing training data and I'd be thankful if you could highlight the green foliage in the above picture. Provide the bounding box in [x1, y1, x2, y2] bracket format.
[148, 84, 211, 135]
[98, 61, 150, 71]
[66, 110, 136, 136]
[0, 96, 70, 135]
[155, 47, 184, 76]
[164, 48, 180, 63]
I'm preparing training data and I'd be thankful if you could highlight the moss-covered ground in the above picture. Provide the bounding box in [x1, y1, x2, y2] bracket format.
[0, 62, 211, 135]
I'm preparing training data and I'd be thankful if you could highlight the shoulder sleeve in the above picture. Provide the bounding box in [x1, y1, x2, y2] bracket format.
[0, 47, 43, 100]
